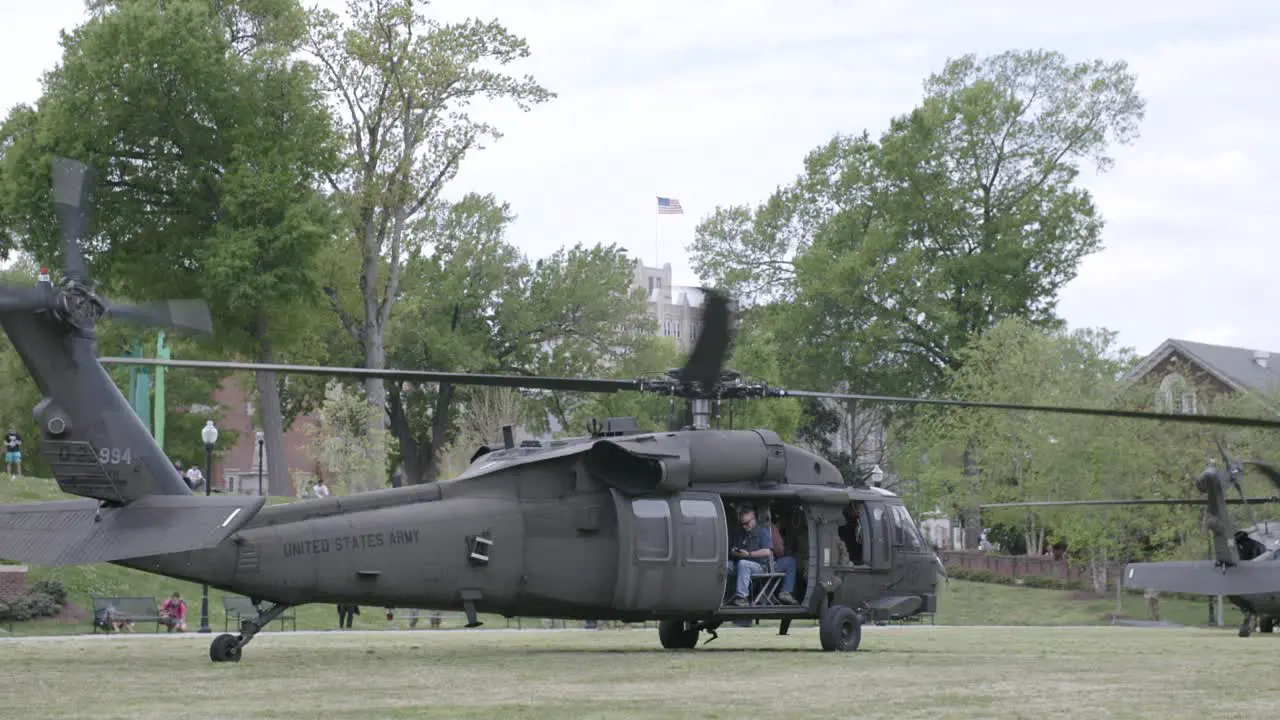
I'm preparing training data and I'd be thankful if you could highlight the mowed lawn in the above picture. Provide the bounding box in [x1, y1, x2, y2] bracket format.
[4, 626, 1280, 719]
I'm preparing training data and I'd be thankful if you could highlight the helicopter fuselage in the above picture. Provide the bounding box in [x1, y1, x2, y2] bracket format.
[119, 430, 942, 628]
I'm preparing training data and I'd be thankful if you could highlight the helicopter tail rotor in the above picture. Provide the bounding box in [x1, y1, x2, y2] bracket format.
[0, 157, 213, 337]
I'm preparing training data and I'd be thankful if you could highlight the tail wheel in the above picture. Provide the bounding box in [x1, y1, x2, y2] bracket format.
[819, 604, 862, 652]
[658, 619, 699, 649]
[210, 633, 242, 663]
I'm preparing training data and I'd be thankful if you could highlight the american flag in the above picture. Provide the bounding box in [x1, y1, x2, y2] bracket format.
[657, 196, 683, 215]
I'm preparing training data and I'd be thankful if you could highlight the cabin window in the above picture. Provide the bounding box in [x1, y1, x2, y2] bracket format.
[890, 505, 927, 551]
[679, 499, 719, 562]
[632, 499, 672, 561]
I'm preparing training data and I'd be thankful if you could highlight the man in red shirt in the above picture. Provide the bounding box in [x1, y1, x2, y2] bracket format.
[769, 521, 798, 604]
[160, 592, 187, 632]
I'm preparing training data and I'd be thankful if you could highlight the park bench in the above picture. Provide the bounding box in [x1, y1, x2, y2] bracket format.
[388, 609, 466, 629]
[90, 596, 163, 632]
[222, 595, 296, 632]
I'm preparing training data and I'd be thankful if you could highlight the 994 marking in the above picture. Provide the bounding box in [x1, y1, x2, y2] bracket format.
[97, 447, 132, 465]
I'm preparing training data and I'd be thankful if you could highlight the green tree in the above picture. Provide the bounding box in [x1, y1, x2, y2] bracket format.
[385, 193, 656, 485]
[888, 318, 1227, 591]
[691, 49, 1146, 401]
[0, 0, 341, 495]
[305, 0, 554, 488]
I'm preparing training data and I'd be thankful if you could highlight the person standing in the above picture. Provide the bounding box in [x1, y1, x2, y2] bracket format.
[4, 427, 21, 477]
[337, 603, 358, 628]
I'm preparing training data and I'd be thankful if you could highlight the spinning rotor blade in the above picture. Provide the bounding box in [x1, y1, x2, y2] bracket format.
[1244, 460, 1280, 494]
[781, 388, 1280, 430]
[51, 156, 92, 283]
[678, 288, 732, 386]
[96, 357, 639, 394]
[104, 299, 213, 336]
[981, 497, 1280, 509]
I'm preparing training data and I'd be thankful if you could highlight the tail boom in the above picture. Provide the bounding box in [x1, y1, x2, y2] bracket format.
[0, 494, 265, 566]
[1124, 560, 1280, 597]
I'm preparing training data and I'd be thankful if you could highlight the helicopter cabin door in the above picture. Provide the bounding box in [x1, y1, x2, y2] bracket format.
[611, 490, 727, 613]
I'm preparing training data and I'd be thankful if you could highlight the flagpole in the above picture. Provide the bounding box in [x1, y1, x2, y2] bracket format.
[654, 197, 660, 266]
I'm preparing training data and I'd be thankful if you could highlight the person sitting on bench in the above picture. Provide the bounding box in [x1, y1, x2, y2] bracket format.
[160, 592, 187, 632]
[726, 506, 773, 606]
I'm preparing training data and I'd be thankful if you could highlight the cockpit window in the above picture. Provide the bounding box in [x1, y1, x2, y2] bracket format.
[890, 505, 926, 551]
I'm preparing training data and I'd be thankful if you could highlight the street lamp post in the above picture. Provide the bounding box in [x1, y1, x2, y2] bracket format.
[198, 419, 218, 634]
[256, 430, 264, 497]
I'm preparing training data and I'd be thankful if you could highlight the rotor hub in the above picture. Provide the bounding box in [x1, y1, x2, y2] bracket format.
[54, 281, 104, 331]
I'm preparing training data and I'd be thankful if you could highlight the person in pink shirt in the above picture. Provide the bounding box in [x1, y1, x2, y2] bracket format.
[160, 592, 187, 632]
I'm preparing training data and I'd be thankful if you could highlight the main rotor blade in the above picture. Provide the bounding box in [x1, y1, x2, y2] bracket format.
[781, 389, 1280, 430]
[1244, 461, 1280, 494]
[51, 156, 92, 283]
[981, 498, 1280, 509]
[103, 299, 214, 336]
[679, 288, 732, 387]
[95, 357, 639, 394]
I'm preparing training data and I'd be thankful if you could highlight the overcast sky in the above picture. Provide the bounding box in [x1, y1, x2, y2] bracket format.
[4, 1, 1278, 358]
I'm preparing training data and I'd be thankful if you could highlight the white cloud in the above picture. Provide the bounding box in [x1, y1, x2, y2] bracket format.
[3, 0, 1279, 362]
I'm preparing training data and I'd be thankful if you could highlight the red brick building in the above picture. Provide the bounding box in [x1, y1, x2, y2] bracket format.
[209, 377, 327, 496]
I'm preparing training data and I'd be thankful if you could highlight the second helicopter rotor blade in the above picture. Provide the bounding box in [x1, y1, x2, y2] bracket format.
[103, 299, 214, 336]
[780, 388, 1280, 430]
[96, 357, 640, 394]
[981, 498, 1280, 509]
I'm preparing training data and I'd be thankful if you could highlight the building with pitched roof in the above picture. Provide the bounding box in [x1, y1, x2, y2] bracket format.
[1124, 338, 1280, 414]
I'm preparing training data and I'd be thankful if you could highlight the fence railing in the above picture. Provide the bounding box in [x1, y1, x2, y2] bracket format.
[938, 550, 1125, 586]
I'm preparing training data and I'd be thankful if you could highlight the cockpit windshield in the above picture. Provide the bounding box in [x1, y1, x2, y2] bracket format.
[889, 504, 927, 551]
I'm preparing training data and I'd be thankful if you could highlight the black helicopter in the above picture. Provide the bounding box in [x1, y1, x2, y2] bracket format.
[983, 441, 1280, 637]
[6, 156, 1280, 665]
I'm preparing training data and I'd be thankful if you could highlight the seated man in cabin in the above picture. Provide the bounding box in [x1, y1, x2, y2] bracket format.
[768, 515, 798, 605]
[725, 506, 774, 606]
[839, 504, 863, 564]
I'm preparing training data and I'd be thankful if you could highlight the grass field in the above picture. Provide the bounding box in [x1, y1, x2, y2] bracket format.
[3, 626, 1279, 719]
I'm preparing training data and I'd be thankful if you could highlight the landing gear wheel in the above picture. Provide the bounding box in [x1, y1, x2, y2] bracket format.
[819, 604, 862, 652]
[210, 633, 242, 663]
[658, 619, 699, 649]
[1239, 614, 1254, 638]
[1260, 617, 1275, 633]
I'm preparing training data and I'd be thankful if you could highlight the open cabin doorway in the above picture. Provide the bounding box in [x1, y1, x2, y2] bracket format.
[720, 497, 814, 610]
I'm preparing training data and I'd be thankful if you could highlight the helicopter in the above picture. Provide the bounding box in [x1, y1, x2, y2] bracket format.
[981, 442, 1280, 638]
[7, 157, 1280, 665]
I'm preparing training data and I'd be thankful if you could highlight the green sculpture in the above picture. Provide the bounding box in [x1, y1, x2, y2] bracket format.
[155, 332, 169, 448]
[126, 337, 151, 431]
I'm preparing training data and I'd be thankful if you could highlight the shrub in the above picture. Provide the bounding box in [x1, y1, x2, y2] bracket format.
[944, 566, 1086, 591]
[19, 591, 59, 619]
[29, 579, 66, 606]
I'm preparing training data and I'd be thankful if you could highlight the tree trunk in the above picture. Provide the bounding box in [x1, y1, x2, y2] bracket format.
[254, 316, 293, 497]
[1089, 548, 1109, 594]
[961, 439, 981, 549]
[360, 308, 388, 493]
[387, 386, 425, 486]
[420, 383, 455, 484]
[387, 384, 457, 486]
